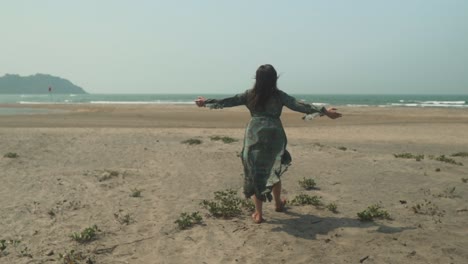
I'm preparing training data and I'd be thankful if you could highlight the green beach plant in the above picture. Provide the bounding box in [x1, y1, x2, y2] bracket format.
[114, 211, 134, 225]
[326, 202, 338, 213]
[70, 225, 100, 243]
[412, 199, 444, 216]
[357, 204, 391, 221]
[181, 138, 202, 145]
[201, 189, 252, 218]
[210, 135, 238, 144]
[290, 194, 323, 207]
[435, 155, 463, 166]
[0, 239, 32, 258]
[130, 188, 142, 197]
[451, 152, 468, 157]
[0, 240, 7, 256]
[298, 177, 317, 190]
[394, 153, 424, 161]
[58, 249, 89, 264]
[174, 212, 203, 229]
[3, 152, 19, 158]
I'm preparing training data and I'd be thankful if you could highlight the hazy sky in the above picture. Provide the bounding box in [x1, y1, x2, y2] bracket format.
[1, 1, 467, 94]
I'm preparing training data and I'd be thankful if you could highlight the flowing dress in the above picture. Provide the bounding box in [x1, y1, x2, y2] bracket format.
[205, 89, 326, 201]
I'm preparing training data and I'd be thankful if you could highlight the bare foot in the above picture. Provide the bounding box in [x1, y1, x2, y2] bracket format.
[251, 212, 264, 224]
[275, 199, 287, 212]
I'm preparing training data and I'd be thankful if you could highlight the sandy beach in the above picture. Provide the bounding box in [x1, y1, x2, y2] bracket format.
[1, 104, 468, 264]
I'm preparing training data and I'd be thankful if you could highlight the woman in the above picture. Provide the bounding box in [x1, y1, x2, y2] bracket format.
[195, 64, 342, 223]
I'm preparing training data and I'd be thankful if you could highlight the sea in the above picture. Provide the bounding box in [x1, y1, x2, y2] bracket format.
[0, 93, 467, 115]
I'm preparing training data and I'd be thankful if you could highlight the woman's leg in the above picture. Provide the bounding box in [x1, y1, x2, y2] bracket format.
[252, 195, 263, 223]
[272, 181, 286, 212]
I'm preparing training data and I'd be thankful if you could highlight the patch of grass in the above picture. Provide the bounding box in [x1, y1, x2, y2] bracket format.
[210, 135, 238, 144]
[130, 188, 142, 197]
[435, 155, 463, 166]
[462, 178, 468, 183]
[70, 225, 100, 243]
[451, 152, 468, 157]
[174, 212, 203, 230]
[3, 152, 19, 158]
[181, 138, 202, 145]
[394, 153, 424, 161]
[435, 168, 441, 172]
[357, 204, 391, 221]
[326, 203, 338, 213]
[298, 177, 317, 190]
[290, 194, 323, 207]
[201, 189, 252, 218]
[337, 146, 347, 151]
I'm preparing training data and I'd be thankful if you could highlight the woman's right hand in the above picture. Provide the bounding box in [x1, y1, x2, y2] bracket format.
[195, 96, 206, 107]
[324, 107, 342, 119]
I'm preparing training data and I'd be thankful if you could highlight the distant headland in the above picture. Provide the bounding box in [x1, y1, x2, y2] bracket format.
[0, 74, 87, 94]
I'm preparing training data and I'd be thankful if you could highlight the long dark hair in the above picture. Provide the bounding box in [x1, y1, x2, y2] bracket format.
[248, 64, 279, 110]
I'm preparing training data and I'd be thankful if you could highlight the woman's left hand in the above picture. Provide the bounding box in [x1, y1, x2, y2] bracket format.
[325, 108, 342, 119]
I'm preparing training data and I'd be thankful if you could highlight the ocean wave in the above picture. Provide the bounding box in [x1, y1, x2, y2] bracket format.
[390, 103, 468, 108]
[399, 100, 466, 105]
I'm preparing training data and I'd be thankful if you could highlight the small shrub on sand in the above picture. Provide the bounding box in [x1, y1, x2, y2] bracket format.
[435, 155, 463, 166]
[462, 178, 468, 183]
[357, 204, 391, 221]
[326, 202, 338, 213]
[0, 240, 7, 255]
[337, 146, 347, 151]
[210, 135, 238, 144]
[394, 153, 424, 161]
[201, 189, 252, 218]
[181, 138, 202, 145]
[290, 194, 323, 207]
[175, 212, 203, 230]
[298, 177, 317, 190]
[130, 188, 142, 197]
[451, 152, 468, 157]
[70, 225, 100, 243]
[3, 152, 19, 158]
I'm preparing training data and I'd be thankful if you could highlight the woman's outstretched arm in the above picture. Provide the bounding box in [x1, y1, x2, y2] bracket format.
[195, 92, 247, 109]
[280, 91, 342, 119]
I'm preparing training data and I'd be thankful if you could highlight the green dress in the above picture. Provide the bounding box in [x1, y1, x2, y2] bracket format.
[205, 89, 326, 202]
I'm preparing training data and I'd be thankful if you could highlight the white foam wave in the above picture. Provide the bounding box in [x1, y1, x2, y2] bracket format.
[390, 103, 468, 108]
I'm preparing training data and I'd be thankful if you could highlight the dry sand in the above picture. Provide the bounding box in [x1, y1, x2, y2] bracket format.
[1, 104, 467, 264]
